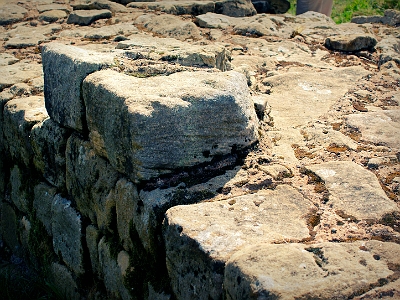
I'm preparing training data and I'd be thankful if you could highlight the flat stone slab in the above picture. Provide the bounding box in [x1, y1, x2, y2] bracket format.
[72, 0, 129, 13]
[38, 10, 68, 23]
[37, 4, 71, 13]
[117, 34, 231, 71]
[225, 240, 400, 299]
[264, 66, 370, 128]
[306, 161, 398, 220]
[0, 60, 43, 92]
[345, 110, 400, 149]
[0, 4, 28, 25]
[163, 185, 314, 299]
[0, 53, 19, 66]
[83, 69, 258, 181]
[84, 23, 138, 40]
[67, 9, 112, 26]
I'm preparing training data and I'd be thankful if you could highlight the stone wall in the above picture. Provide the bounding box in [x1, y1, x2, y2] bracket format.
[0, 40, 260, 299]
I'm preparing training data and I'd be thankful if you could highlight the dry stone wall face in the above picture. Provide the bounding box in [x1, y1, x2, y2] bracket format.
[0, 1, 400, 300]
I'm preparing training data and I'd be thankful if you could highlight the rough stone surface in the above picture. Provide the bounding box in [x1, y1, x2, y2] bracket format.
[0, 4, 28, 25]
[0, 60, 42, 92]
[42, 42, 115, 131]
[84, 23, 138, 40]
[10, 165, 31, 213]
[38, 10, 68, 22]
[0, 53, 19, 66]
[49, 263, 80, 300]
[72, 0, 129, 13]
[225, 241, 400, 299]
[33, 182, 57, 235]
[251, 0, 290, 14]
[31, 118, 71, 188]
[66, 134, 119, 229]
[352, 9, 400, 26]
[164, 185, 314, 300]
[306, 161, 398, 220]
[3, 96, 48, 166]
[83, 69, 258, 181]
[0, 202, 20, 254]
[86, 225, 101, 276]
[67, 9, 112, 26]
[325, 34, 377, 52]
[51, 194, 84, 276]
[345, 110, 400, 149]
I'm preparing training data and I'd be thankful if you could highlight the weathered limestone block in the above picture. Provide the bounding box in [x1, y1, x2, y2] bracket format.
[83, 69, 258, 181]
[0, 53, 19, 66]
[325, 34, 377, 52]
[51, 194, 84, 276]
[377, 37, 400, 66]
[345, 110, 400, 149]
[33, 182, 58, 235]
[0, 4, 28, 25]
[134, 14, 201, 41]
[66, 134, 119, 229]
[31, 118, 71, 188]
[98, 237, 132, 300]
[48, 263, 80, 300]
[233, 14, 294, 38]
[10, 165, 31, 214]
[117, 34, 231, 71]
[4, 24, 62, 49]
[67, 9, 112, 26]
[42, 42, 115, 132]
[306, 161, 398, 220]
[3, 96, 48, 166]
[86, 225, 101, 277]
[195, 12, 233, 29]
[163, 185, 314, 300]
[224, 241, 400, 299]
[114, 178, 138, 252]
[84, 23, 138, 40]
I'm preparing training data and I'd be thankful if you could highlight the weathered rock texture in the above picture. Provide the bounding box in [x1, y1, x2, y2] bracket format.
[0, 1, 399, 299]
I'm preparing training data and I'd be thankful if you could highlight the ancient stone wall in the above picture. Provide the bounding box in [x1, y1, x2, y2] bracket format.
[1, 1, 400, 299]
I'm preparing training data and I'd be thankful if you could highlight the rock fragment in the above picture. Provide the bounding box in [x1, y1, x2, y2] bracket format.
[38, 10, 68, 23]
[325, 34, 377, 52]
[0, 4, 28, 25]
[67, 9, 112, 26]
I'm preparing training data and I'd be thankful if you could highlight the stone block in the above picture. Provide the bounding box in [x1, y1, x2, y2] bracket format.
[83, 69, 258, 181]
[31, 118, 71, 188]
[10, 165, 30, 214]
[48, 263, 80, 300]
[67, 9, 112, 26]
[66, 134, 119, 229]
[86, 225, 101, 277]
[3, 96, 48, 166]
[163, 185, 314, 299]
[42, 42, 115, 132]
[51, 194, 84, 276]
[33, 182, 58, 235]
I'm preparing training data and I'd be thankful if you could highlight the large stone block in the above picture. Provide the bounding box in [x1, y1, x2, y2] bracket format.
[31, 118, 71, 188]
[33, 182, 57, 235]
[42, 42, 115, 132]
[3, 96, 48, 166]
[83, 69, 258, 181]
[51, 194, 84, 276]
[163, 185, 314, 300]
[66, 134, 119, 229]
[224, 241, 400, 299]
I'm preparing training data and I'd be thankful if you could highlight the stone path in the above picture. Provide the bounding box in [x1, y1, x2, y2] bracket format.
[0, 0, 399, 299]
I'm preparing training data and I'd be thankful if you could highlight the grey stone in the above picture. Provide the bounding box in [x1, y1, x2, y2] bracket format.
[83, 69, 258, 181]
[0, 4, 28, 25]
[84, 23, 138, 40]
[72, 0, 129, 13]
[224, 241, 400, 299]
[306, 161, 398, 220]
[233, 14, 294, 38]
[163, 185, 314, 300]
[377, 37, 400, 65]
[33, 182, 57, 235]
[48, 263, 80, 300]
[51, 194, 84, 276]
[10, 165, 30, 213]
[352, 9, 400, 27]
[67, 9, 112, 26]
[345, 110, 400, 149]
[38, 10, 68, 23]
[3, 96, 48, 166]
[42, 42, 115, 131]
[251, 0, 290, 14]
[215, 0, 256, 17]
[98, 237, 132, 300]
[0, 60, 43, 92]
[114, 178, 138, 252]
[117, 34, 231, 71]
[86, 225, 101, 276]
[31, 118, 71, 188]
[37, 4, 72, 13]
[134, 14, 201, 41]
[66, 134, 119, 229]
[367, 156, 397, 169]
[195, 12, 233, 29]
[325, 34, 377, 52]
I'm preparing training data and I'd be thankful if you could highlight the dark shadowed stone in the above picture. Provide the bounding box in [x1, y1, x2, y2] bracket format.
[39, 10, 68, 23]
[325, 34, 377, 52]
[251, 0, 290, 14]
[67, 9, 112, 26]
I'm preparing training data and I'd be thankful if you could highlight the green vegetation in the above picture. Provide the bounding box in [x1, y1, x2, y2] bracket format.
[288, 0, 400, 23]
